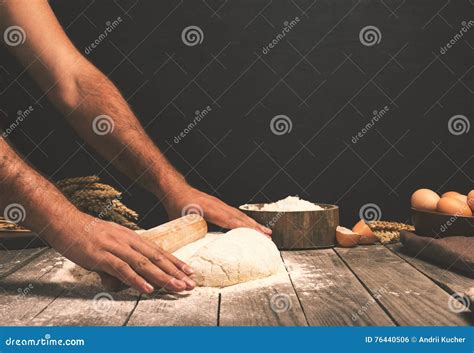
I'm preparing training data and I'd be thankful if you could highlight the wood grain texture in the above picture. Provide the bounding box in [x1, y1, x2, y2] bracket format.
[336, 245, 473, 326]
[388, 243, 474, 294]
[128, 288, 219, 326]
[241, 204, 338, 249]
[2, 246, 472, 326]
[31, 279, 138, 326]
[0, 249, 64, 325]
[0, 250, 139, 326]
[138, 215, 208, 253]
[282, 250, 394, 326]
[219, 272, 307, 326]
[0, 247, 47, 279]
[0, 249, 138, 326]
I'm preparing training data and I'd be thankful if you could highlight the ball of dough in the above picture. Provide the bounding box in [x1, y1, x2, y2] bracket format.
[188, 228, 284, 287]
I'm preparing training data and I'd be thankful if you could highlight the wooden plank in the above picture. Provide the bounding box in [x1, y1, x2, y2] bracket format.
[0, 247, 47, 279]
[31, 265, 139, 326]
[388, 243, 474, 295]
[282, 250, 394, 326]
[0, 248, 138, 326]
[128, 288, 219, 326]
[0, 249, 64, 325]
[219, 271, 307, 326]
[31, 289, 139, 326]
[336, 245, 472, 326]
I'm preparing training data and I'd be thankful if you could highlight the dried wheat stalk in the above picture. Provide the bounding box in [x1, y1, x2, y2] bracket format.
[56, 176, 141, 230]
[0, 218, 28, 231]
[367, 220, 415, 244]
[112, 199, 139, 220]
[56, 175, 100, 187]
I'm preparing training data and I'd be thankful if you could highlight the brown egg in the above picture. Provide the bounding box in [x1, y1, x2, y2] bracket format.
[437, 197, 473, 217]
[411, 189, 440, 211]
[336, 226, 360, 248]
[352, 219, 378, 245]
[441, 191, 461, 198]
[454, 194, 468, 203]
[442, 191, 467, 203]
[359, 233, 379, 245]
[467, 190, 474, 212]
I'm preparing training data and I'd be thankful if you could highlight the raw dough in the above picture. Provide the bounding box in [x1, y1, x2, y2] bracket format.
[176, 228, 285, 288]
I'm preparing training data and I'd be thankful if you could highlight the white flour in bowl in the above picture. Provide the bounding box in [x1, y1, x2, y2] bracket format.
[242, 196, 323, 212]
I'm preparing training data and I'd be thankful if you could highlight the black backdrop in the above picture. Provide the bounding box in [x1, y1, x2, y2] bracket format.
[0, 0, 472, 229]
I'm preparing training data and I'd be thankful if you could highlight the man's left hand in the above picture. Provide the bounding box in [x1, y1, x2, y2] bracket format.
[163, 185, 272, 236]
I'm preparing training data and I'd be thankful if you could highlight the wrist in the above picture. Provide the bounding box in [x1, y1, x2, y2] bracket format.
[152, 172, 189, 201]
[40, 207, 90, 244]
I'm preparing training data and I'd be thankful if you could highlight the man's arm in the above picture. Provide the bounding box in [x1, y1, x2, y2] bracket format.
[1, 0, 270, 234]
[0, 139, 195, 294]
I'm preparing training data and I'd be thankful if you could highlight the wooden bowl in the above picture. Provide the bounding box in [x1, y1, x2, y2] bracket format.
[239, 203, 339, 249]
[411, 207, 474, 237]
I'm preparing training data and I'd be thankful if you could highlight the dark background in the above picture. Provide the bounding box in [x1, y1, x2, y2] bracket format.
[0, 0, 472, 229]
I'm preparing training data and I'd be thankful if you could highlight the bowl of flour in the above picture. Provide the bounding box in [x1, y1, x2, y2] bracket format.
[240, 196, 339, 249]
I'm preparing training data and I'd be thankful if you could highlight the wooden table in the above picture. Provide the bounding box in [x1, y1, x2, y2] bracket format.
[0, 244, 472, 326]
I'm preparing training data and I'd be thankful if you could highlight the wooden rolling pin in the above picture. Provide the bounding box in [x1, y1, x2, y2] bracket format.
[136, 214, 208, 252]
[101, 215, 207, 291]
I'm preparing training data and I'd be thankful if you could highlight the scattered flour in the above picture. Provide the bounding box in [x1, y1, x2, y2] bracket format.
[241, 196, 323, 212]
[49, 259, 101, 287]
[283, 256, 335, 291]
[220, 271, 289, 293]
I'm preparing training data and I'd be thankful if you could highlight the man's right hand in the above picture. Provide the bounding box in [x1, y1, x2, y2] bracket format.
[46, 213, 196, 294]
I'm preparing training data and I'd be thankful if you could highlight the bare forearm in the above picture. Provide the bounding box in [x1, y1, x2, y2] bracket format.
[0, 139, 83, 242]
[54, 68, 185, 199]
[0, 140, 194, 293]
[1, 0, 186, 201]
